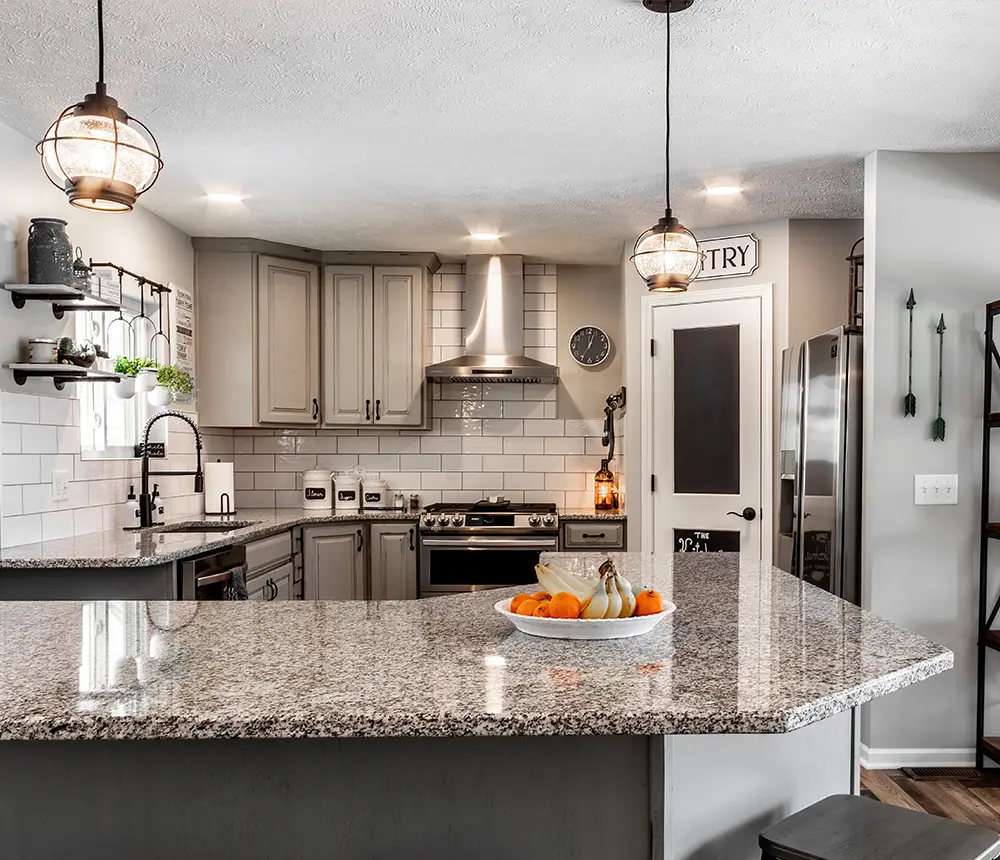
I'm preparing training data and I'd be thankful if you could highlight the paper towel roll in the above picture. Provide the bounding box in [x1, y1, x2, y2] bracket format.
[204, 460, 236, 514]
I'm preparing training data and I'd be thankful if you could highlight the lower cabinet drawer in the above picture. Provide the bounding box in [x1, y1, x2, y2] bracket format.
[562, 522, 625, 550]
[245, 531, 293, 574]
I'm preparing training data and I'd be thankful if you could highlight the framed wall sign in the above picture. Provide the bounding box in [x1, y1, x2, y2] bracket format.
[695, 233, 759, 281]
[674, 528, 740, 553]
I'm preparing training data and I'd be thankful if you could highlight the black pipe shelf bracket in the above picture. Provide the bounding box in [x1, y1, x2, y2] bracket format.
[6, 363, 123, 392]
[2, 283, 121, 320]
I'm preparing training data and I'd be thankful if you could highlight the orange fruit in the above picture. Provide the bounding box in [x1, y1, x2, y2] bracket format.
[549, 592, 583, 619]
[533, 602, 552, 618]
[510, 593, 533, 613]
[635, 590, 664, 616]
[532, 591, 552, 602]
[516, 598, 541, 617]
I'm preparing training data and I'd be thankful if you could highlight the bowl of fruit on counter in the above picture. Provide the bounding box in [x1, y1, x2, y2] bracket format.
[495, 560, 674, 640]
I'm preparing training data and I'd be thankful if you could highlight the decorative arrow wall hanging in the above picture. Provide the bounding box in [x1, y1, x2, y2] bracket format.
[932, 313, 947, 441]
[903, 289, 916, 417]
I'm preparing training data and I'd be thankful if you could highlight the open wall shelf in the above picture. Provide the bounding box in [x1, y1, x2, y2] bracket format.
[5, 363, 123, 392]
[2, 284, 121, 319]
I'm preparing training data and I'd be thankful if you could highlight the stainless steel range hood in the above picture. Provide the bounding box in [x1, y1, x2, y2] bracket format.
[425, 254, 559, 383]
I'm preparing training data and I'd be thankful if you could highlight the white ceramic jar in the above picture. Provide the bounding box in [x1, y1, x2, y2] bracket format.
[334, 472, 361, 511]
[362, 478, 388, 510]
[302, 469, 333, 510]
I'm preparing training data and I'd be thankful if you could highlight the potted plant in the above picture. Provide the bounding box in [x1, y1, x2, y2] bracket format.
[111, 355, 138, 400]
[149, 364, 194, 407]
[133, 357, 160, 394]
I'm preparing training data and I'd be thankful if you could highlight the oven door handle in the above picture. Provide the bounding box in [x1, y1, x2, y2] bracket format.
[196, 569, 235, 587]
[420, 537, 557, 548]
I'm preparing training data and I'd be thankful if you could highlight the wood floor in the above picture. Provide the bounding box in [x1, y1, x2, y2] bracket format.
[861, 767, 1000, 831]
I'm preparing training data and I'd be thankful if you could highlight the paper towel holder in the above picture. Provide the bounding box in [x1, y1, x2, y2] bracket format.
[204, 458, 238, 516]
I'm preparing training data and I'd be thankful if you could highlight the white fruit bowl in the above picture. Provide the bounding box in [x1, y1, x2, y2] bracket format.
[494, 597, 675, 640]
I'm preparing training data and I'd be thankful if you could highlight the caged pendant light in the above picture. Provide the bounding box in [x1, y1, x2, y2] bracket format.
[36, 0, 162, 212]
[631, 0, 703, 292]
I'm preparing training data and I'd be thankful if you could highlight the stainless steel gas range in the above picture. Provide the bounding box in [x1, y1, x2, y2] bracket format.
[418, 498, 558, 597]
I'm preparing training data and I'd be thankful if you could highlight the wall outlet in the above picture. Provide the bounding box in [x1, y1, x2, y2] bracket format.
[914, 474, 958, 506]
[52, 470, 70, 502]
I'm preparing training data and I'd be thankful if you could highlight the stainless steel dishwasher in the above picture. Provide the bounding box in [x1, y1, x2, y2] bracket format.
[179, 545, 248, 600]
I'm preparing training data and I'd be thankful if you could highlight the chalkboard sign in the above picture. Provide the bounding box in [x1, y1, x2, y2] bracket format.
[674, 528, 740, 553]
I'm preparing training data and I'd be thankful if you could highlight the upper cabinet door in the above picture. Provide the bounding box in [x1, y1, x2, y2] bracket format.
[257, 256, 320, 425]
[372, 266, 425, 427]
[323, 266, 375, 426]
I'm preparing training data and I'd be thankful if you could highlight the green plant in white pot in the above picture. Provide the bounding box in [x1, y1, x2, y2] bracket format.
[111, 356, 143, 400]
[134, 357, 160, 394]
[149, 364, 194, 407]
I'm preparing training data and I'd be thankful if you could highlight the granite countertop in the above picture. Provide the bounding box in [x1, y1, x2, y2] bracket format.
[559, 509, 627, 521]
[0, 509, 421, 569]
[0, 552, 951, 740]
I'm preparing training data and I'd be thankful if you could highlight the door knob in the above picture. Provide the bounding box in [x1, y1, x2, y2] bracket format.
[726, 507, 757, 522]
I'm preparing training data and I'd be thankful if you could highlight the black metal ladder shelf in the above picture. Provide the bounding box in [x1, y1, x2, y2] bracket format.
[976, 299, 1000, 768]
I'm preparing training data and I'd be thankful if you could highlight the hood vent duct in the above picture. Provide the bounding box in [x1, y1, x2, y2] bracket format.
[424, 254, 559, 383]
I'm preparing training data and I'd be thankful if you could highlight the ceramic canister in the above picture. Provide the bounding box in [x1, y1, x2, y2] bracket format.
[28, 218, 74, 286]
[302, 469, 333, 511]
[334, 472, 361, 511]
[362, 478, 388, 510]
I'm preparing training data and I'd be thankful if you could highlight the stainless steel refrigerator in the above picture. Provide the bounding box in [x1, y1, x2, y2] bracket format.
[776, 326, 863, 604]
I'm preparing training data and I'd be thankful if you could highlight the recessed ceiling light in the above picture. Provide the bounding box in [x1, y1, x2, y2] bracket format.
[206, 192, 244, 203]
[469, 232, 500, 240]
[705, 185, 742, 197]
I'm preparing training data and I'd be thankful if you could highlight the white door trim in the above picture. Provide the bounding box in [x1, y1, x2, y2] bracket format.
[639, 283, 774, 565]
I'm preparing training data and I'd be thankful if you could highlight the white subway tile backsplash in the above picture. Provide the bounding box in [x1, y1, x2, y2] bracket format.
[3, 513, 41, 546]
[524, 274, 557, 293]
[545, 473, 587, 491]
[275, 490, 303, 507]
[239, 490, 277, 508]
[524, 455, 560, 472]
[524, 311, 556, 330]
[234, 436, 254, 454]
[20, 424, 57, 455]
[523, 419, 564, 436]
[3, 454, 40, 485]
[524, 383, 557, 402]
[526, 490, 563, 506]
[293, 436, 340, 454]
[2, 423, 21, 454]
[461, 436, 503, 454]
[441, 418, 482, 436]
[502, 401, 545, 420]
[57, 425, 81, 455]
[483, 383, 522, 401]
[431, 292, 462, 310]
[2, 392, 40, 425]
[462, 472, 503, 490]
[57, 480, 90, 510]
[524, 264, 545, 275]
[435, 400, 502, 420]
[420, 436, 463, 454]
[439, 273, 464, 291]
[441, 454, 482, 472]
[564, 419, 604, 437]
[545, 437, 586, 455]
[482, 419, 523, 436]
[316, 454, 360, 471]
[358, 454, 401, 473]
[73, 457, 104, 482]
[255, 472, 296, 490]
[235, 454, 275, 472]
[503, 437, 544, 454]
[378, 436, 421, 455]
[566, 455, 602, 474]
[483, 454, 523, 472]
[274, 454, 317, 472]
[21, 483, 56, 515]
[88, 480, 116, 507]
[2, 485, 23, 516]
[253, 435, 297, 454]
[421, 472, 462, 491]
[336, 436, 379, 454]
[439, 309, 463, 328]
[525, 347, 557, 364]
[441, 382, 481, 401]
[564, 491, 594, 508]
[38, 396, 74, 426]
[400, 454, 442, 471]
[234, 472, 255, 491]
[585, 437, 610, 456]
[41, 509, 74, 541]
[39, 453, 73, 483]
[431, 327, 462, 347]
[73, 506, 103, 536]
[523, 329, 546, 348]
[504, 472, 545, 490]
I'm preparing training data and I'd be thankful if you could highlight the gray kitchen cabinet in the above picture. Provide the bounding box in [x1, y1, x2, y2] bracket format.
[257, 255, 321, 425]
[323, 265, 426, 428]
[370, 523, 418, 600]
[302, 524, 367, 600]
[560, 520, 627, 552]
[246, 561, 294, 601]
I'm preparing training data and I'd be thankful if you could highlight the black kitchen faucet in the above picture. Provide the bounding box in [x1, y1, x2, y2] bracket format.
[134, 410, 204, 528]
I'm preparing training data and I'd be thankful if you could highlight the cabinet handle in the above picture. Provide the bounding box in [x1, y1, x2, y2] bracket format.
[409, 527, 415, 551]
[582, 532, 606, 540]
[357, 528, 364, 553]
[365, 399, 371, 421]
[375, 399, 381, 421]
[266, 578, 275, 600]
[312, 398, 319, 421]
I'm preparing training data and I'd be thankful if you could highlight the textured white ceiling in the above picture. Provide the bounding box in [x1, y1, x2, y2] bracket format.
[2, 0, 999, 262]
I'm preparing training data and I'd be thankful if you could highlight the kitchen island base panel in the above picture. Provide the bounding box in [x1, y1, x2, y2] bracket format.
[0, 714, 852, 860]
[0, 564, 176, 600]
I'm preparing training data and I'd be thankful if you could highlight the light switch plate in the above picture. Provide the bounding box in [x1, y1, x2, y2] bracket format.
[914, 474, 958, 505]
[52, 470, 70, 502]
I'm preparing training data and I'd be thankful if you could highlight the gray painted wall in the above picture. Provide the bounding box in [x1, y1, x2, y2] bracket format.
[862, 150, 1000, 754]
[556, 265, 623, 420]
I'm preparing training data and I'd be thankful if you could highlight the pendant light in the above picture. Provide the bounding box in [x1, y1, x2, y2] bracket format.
[36, 0, 162, 212]
[631, 0, 703, 292]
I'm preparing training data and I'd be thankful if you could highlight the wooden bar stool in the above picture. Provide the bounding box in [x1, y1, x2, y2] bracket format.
[760, 795, 1000, 860]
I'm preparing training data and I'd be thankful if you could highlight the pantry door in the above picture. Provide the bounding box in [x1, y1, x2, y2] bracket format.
[642, 287, 771, 561]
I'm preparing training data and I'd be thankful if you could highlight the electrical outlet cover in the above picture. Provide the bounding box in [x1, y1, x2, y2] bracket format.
[52, 470, 70, 502]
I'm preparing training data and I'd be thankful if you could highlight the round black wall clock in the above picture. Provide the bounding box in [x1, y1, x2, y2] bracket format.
[569, 326, 611, 367]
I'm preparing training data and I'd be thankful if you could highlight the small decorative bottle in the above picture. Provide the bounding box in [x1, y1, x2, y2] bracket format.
[594, 460, 618, 512]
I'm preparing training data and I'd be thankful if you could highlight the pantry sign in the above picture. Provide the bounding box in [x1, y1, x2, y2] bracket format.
[695, 233, 759, 281]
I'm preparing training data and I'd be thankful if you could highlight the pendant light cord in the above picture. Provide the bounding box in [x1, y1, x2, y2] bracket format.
[664, 7, 671, 213]
[97, 0, 105, 86]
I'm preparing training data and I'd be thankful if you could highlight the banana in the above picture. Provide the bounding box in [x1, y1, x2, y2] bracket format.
[604, 574, 622, 619]
[581, 577, 610, 618]
[535, 564, 598, 603]
[545, 561, 607, 594]
[615, 574, 637, 618]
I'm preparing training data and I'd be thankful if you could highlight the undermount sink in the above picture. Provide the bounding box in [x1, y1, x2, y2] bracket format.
[153, 521, 260, 534]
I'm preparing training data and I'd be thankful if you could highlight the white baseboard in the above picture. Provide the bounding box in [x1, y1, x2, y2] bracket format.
[860, 744, 976, 769]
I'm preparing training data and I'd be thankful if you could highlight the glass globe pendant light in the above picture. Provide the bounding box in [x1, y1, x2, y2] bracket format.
[631, 0, 703, 292]
[36, 0, 162, 212]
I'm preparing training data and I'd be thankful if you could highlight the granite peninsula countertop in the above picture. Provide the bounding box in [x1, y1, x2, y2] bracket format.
[0, 508, 627, 569]
[0, 553, 950, 740]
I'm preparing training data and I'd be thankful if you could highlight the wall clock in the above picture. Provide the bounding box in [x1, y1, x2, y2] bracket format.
[569, 326, 611, 367]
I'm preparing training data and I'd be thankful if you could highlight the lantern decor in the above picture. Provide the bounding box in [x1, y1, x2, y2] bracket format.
[631, 0, 703, 292]
[36, 0, 162, 212]
[594, 459, 619, 513]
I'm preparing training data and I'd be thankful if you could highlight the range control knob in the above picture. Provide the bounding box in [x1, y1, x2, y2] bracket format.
[452, 516, 463, 526]
[438, 514, 452, 526]
[542, 513, 556, 526]
[528, 514, 541, 527]
[424, 514, 437, 526]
